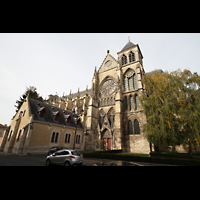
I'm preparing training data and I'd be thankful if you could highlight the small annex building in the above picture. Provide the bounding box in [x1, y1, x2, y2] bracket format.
[0, 96, 84, 154]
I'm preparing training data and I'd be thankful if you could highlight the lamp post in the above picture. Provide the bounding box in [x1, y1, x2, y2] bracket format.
[72, 107, 83, 150]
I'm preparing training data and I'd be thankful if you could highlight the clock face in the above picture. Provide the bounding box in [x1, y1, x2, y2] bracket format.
[101, 78, 117, 96]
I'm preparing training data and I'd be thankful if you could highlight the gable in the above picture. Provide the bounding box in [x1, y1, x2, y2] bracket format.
[98, 53, 119, 74]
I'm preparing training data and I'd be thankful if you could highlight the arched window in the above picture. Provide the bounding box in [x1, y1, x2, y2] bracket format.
[129, 51, 135, 62]
[76, 135, 81, 144]
[104, 98, 108, 106]
[122, 54, 127, 65]
[51, 132, 59, 143]
[124, 76, 128, 92]
[130, 95, 134, 110]
[134, 119, 140, 134]
[133, 74, 138, 90]
[128, 76, 133, 91]
[128, 120, 133, 135]
[55, 132, 59, 143]
[124, 70, 136, 92]
[124, 96, 128, 111]
[65, 134, 68, 143]
[51, 132, 55, 143]
[135, 95, 140, 110]
[112, 97, 115, 104]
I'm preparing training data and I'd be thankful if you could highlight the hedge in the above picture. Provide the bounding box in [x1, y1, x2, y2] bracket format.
[83, 150, 200, 166]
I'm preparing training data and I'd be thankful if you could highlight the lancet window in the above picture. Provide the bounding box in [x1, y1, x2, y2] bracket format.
[129, 51, 135, 63]
[122, 54, 127, 65]
[124, 70, 137, 92]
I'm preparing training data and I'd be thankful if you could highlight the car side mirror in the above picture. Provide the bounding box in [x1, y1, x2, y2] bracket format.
[52, 153, 55, 156]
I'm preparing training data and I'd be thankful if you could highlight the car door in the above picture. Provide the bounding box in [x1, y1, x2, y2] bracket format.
[56, 151, 70, 164]
[60, 151, 70, 164]
[51, 151, 64, 164]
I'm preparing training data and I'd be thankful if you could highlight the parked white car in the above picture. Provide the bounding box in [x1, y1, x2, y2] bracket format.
[46, 149, 83, 166]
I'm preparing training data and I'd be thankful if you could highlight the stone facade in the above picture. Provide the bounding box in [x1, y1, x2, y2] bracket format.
[45, 41, 151, 153]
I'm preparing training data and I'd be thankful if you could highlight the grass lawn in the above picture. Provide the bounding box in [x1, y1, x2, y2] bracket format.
[83, 150, 200, 166]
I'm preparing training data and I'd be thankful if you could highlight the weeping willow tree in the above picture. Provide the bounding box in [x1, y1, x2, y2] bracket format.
[140, 69, 200, 155]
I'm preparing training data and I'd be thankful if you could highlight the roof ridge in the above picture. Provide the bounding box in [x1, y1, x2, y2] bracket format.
[121, 41, 135, 51]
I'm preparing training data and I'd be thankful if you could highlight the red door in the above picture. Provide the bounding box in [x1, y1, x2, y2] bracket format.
[103, 139, 107, 151]
[108, 138, 111, 150]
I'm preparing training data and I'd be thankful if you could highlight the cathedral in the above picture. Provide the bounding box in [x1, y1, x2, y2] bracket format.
[45, 40, 162, 154]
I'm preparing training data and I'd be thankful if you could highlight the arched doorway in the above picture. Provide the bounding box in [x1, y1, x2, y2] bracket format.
[101, 129, 112, 151]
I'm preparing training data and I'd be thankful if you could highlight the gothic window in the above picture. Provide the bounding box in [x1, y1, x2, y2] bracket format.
[129, 51, 135, 62]
[122, 54, 127, 65]
[128, 120, 133, 135]
[124, 70, 135, 92]
[130, 95, 134, 110]
[100, 78, 117, 97]
[124, 96, 128, 111]
[124, 76, 128, 92]
[129, 77, 133, 91]
[134, 119, 140, 134]
[135, 95, 140, 110]
[133, 74, 138, 90]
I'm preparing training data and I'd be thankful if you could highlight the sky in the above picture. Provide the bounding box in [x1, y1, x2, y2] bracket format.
[1, 33, 200, 125]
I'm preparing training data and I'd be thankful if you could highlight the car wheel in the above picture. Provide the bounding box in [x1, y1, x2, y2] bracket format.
[46, 159, 51, 166]
[64, 161, 71, 166]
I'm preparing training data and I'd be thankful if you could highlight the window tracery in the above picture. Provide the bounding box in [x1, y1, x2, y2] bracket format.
[124, 70, 138, 92]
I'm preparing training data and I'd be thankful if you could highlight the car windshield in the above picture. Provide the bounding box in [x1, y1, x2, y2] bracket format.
[71, 151, 81, 156]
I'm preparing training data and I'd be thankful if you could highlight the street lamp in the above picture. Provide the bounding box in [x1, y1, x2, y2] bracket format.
[71, 107, 82, 150]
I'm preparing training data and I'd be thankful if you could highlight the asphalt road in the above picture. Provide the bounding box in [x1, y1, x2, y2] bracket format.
[0, 152, 174, 166]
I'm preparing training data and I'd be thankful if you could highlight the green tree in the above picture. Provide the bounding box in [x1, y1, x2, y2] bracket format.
[171, 69, 200, 155]
[15, 86, 44, 113]
[140, 71, 182, 152]
[140, 69, 200, 155]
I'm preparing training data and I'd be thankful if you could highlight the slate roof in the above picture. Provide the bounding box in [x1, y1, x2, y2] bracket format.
[64, 88, 92, 98]
[28, 98, 83, 129]
[121, 41, 136, 52]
